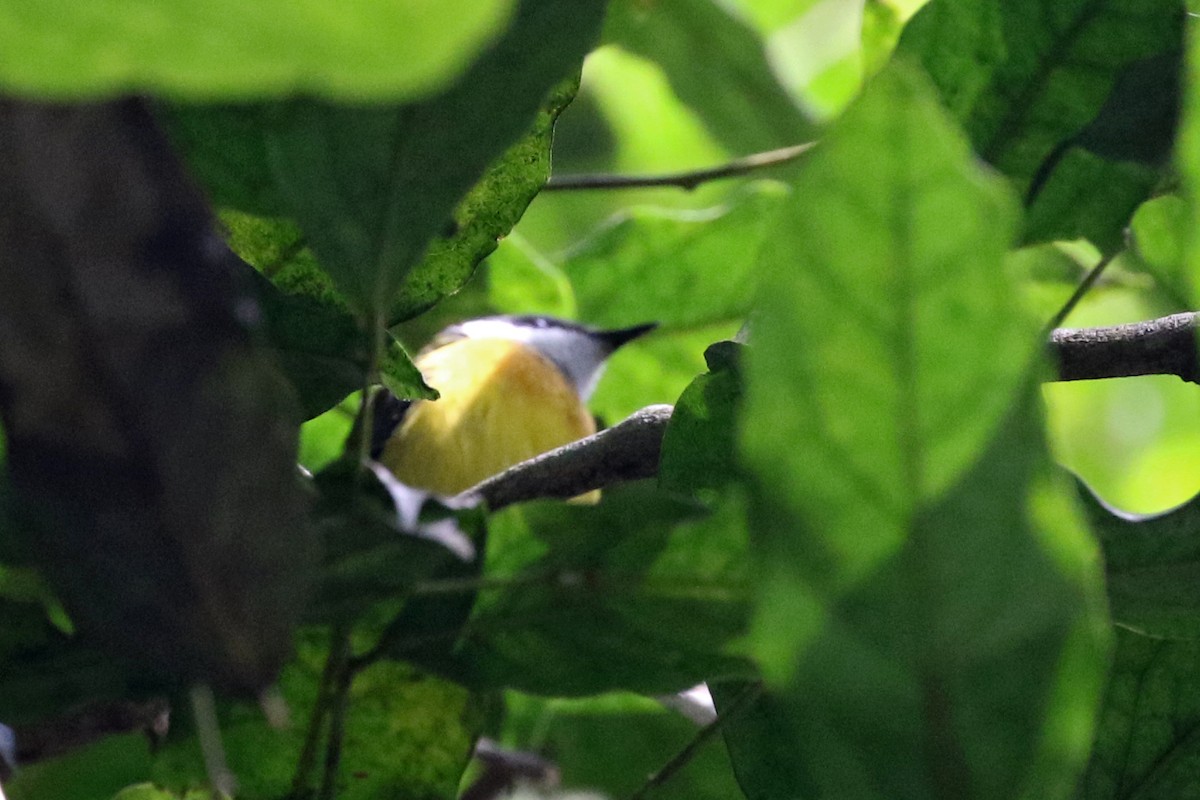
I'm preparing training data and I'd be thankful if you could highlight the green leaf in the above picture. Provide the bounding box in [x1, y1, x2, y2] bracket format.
[449, 483, 753, 695]
[147, 634, 487, 800]
[744, 64, 1030, 580]
[660, 342, 746, 494]
[604, 0, 816, 155]
[0, 0, 513, 101]
[220, 211, 432, 418]
[898, 0, 1184, 247]
[739, 65, 1108, 798]
[1078, 483, 1200, 640]
[1024, 151, 1161, 254]
[1077, 629, 1200, 798]
[1177, 17, 1200, 310]
[498, 691, 744, 800]
[163, 0, 605, 320]
[389, 75, 584, 322]
[1129, 194, 1190, 304]
[6, 734, 156, 800]
[557, 183, 787, 329]
[712, 680, 810, 800]
[311, 460, 481, 625]
[262, 0, 607, 318]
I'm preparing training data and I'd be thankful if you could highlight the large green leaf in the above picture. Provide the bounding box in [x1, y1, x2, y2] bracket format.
[738, 65, 1108, 798]
[262, 0, 606, 318]
[164, 0, 605, 320]
[604, 0, 816, 155]
[898, 0, 1184, 249]
[1077, 629, 1200, 798]
[0, 0, 512, 101]
[444, 483, 753, 695]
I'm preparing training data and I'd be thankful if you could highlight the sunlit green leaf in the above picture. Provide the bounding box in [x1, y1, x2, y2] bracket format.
[739, 64, 1108, 798]
[560, 183, 787, 329]
[1129, 194, 1189, 304]
[147, 635, 486, 800]
[0, 0, 513, 101]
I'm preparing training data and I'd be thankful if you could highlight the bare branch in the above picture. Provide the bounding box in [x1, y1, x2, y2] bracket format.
[1050, 311, 1200, 384]
[444, 313, 1200, 516]
[543, 143, 815, 192]
[455, 404, 674, 511]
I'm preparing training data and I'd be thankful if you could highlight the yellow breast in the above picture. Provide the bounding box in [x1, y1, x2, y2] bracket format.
[379, 338, 597, 496]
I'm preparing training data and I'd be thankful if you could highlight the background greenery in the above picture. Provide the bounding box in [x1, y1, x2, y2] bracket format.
[2, 0, 1199, 798]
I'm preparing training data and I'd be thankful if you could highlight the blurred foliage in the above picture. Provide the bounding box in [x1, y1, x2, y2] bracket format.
[1, 0, 1199, 799]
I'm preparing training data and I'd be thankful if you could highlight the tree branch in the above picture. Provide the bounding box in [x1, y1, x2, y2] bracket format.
[455, 404, 674, 511]
[1050, 311, 1200, 384]
[543, 143, 815, 192]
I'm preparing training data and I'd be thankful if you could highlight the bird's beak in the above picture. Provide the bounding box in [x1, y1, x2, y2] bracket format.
[597, 321, 659, 351]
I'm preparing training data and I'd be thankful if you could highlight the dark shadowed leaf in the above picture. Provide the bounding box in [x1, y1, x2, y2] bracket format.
[898, 0, 1184, 248]
[216, 213, 432, 417]
[162, 0, 605, 320]
[604, 0, 816, 155]
[0, 99, 315, 693]
[1078, 483, 1200, 639]
[498, 691, 743, 800]
[660, 341, 746, 494]
[0, 0, 513, 101]
[447, 482, 753, 695]
[740, 66, 1108, 798]
[1077, 629, 1200, 798]
[310, 460, 483, 625]
[262, 0, 607, 318]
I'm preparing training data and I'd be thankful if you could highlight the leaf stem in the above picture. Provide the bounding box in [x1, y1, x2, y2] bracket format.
[626, 681, 762, 800]
[543, 143, 815, 192]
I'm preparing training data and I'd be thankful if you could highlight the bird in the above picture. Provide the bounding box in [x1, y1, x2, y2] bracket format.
[372, 315, 657, 497]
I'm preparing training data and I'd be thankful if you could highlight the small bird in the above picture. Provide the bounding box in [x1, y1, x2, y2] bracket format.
[373, 315, 657, 497]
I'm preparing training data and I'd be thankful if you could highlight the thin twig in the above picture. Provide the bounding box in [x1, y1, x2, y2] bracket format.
[1044, 250, 1121, 332]
[544, 143, 815, 192]
[291, 626, 347, 796]
[627, 681, 763, 800]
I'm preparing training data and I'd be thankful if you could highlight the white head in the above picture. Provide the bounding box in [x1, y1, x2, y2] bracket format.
[442, 315, 657, 400]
